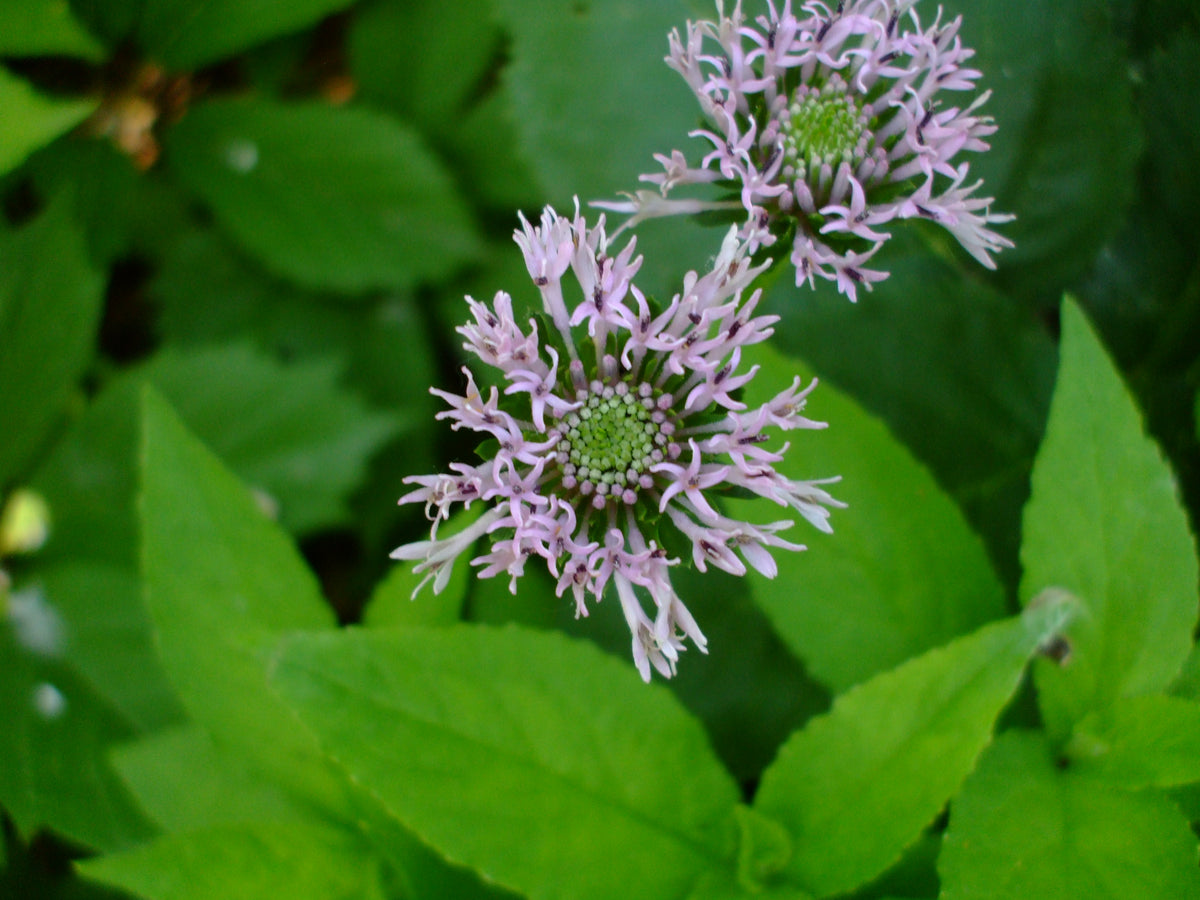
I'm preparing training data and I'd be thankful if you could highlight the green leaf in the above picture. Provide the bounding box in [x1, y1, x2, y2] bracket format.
[112, 723, 317, 832]
[1065, 695, 1200, 789]
[29, 341, 398, 728]
[1020, 298, 1199, 740]
[655, 565, 831, 783]
[80, 820, 387, 900]
[0, 622, 153, 851]
[0, 69, 97, 178]
[349, 0, 501, 139]
[269, 624, 743, 900]
[111, 723, 518, 900]
[26, 138, 195, 265]
[949, 0, 1142, 294]
[728, 342, 1008, 693]
[1142, 34, 1200, 239]
[139, 343, 401, 534]
[366, 505, 482, 628]
[766, 228, 1057, 590]
[0, 192, 103, 485]
[165, 98, 482, 292]
[492, 0, 693, 203]
[0, 0, 106, 59]
[33, 561, 180, 733]
[752, 593, 1078, 898]
[939, 729, 1200, 899]
[133, 0, 355, 70]
[1170, 642, 1200, 700]
[138, 387, 343, 810]
[492, 0, 724, 300]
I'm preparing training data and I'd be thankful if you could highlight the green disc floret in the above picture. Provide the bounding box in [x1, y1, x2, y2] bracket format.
[781, 81, 866, 176]
[556, 382, 677, 502]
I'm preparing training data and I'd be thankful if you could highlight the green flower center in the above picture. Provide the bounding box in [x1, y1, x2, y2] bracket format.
[555, 383, 677, 502]
[781, 82, 866, 176]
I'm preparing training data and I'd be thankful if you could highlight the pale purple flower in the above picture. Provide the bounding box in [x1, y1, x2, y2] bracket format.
[596, 0, 1013, 301]
[392, 205, 843, 681]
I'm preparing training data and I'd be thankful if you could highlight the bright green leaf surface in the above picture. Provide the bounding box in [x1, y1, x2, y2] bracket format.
[0, 623, 153, 851]
[1066, 695, 1200, 789]
[0, 192, 102, 485]
[133, 0, 354, 70]
[940, 730, 1200, 899]
[1021, 299, 1199, 740]
[30, 341, 398, 729]
[686, 868, 814, 900]
[753, 593, 1078, 898]
[0, 0, 105, 59]
[139, 388, 343, 809]
[165, 99, 482, 293]
[112, 725, 516, 900]
[729, 342, 1007, 693]
[269, 624, 742, 900]
[112, 723, 317, 832]
[0, 69, 97, 178]
[80, 820, 384, 900]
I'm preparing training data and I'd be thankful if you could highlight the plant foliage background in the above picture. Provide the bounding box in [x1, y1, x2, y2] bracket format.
[1, 0, 1199, 897]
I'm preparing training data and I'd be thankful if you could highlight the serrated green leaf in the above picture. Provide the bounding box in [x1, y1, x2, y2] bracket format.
[165, 98, 482, 293]
[939, 729, 1200, 899]
[79, 820, 385, 900]
[1066, 695, 1200, 789]
[111, 722, 517, 900]
[766, 228, 1057, 589]
[132, 0, 355, 70]
[1021, 298, 1199, 740]
[0, 0, 106, 59]
[0, 192, 103, 485]
[728, 342, 1008, 693]
[0, 623, 153, 851]
[30, 341, 399, 729]
[269, 624, 742, 900]
[139, 387, 343, 810]
[753, 593, 1078, 898]
[0, 69, 97, 178]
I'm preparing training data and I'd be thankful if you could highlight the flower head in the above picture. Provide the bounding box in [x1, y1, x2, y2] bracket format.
[392, 205, 843, 681]
[596, 0, 1013, 301]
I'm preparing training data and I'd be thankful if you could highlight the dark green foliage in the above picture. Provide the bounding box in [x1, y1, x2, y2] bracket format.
[2, 1, 1198, 898]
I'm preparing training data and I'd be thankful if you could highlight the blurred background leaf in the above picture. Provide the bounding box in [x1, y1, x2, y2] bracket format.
[0, 193, 103, 486]
[0, 70, 97, 178]
[165, 99, 483, 293]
